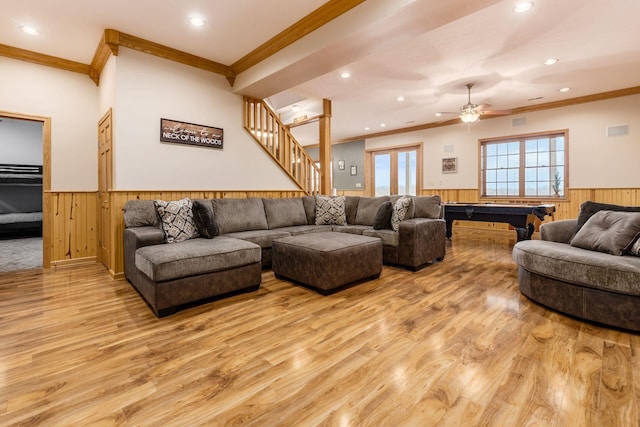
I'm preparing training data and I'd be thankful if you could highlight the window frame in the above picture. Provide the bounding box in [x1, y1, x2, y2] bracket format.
[479, 129, 569, 200]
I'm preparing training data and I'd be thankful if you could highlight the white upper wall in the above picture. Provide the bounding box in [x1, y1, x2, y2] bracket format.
[111, 49, 296, 191]
[0, 56, 98, 190]
[367, 94, 640, 189]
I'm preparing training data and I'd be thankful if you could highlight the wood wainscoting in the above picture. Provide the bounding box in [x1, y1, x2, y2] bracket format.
[44, 188, 639, 275]
[45, 191, 98, 268]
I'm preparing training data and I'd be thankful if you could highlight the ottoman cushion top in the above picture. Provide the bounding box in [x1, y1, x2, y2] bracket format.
[276, 232, 380, 252]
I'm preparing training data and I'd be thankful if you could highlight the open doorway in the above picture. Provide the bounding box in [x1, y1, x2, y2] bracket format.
[0, 114, 48, 272]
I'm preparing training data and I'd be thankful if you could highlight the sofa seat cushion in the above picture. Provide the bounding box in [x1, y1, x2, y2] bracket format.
[221, 229, 291, 248]
[333, 225, 371, 235]
[513, 240, 640, 296]
[274, 225, 334, 235]
[135, 237, 261, 282]
[363, 228, 400, 247]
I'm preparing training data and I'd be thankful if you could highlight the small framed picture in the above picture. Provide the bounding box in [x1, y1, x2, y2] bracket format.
[338, 160, 345, 170]
[442, 157, 457, 174]
[350, 165, 357, 176]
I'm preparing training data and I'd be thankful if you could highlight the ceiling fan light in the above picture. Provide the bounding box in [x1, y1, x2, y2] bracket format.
[460, 111, 480, 123]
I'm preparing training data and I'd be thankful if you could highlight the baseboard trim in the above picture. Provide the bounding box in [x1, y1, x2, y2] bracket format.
[50, 256, 97, 269]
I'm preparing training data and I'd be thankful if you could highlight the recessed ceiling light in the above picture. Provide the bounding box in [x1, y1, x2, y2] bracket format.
[380, 123, 386, 128]
[340, 72, 351, 79]
[291, 104, 300, 113]
[435, 112, 443, 117]
[397, 96, 405, 102]
[513, 2, 533, 13]
[544, 58, 559, 65]
[189, 17, 206, 27]
[19, 26, 41, 36]
[364, 127, 370, 130]
[559, 87, 571, 92]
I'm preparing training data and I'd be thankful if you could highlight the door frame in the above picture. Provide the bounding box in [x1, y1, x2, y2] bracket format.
[364, 142, 423, 196]
[0, 110, 52, 268]
[97, 108, 113, 270]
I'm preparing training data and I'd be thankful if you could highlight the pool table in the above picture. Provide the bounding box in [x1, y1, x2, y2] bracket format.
[444, 203, 555, 241]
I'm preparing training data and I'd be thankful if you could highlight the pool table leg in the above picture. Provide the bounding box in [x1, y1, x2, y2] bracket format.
[515, 223, 535, 241]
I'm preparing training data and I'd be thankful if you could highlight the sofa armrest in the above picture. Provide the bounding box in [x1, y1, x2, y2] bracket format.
[398, 218, 446, 269]
[124, 226, 165, 281]
[540, 219, 577, 243]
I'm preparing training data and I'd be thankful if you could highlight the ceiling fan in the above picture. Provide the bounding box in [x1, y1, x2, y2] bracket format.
[439, 83, 512, 123]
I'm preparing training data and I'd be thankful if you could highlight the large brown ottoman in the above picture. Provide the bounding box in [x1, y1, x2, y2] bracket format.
[272, 232, 383, 294]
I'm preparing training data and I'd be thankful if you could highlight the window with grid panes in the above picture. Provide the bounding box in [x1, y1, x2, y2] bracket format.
[480, 130, 567, 198]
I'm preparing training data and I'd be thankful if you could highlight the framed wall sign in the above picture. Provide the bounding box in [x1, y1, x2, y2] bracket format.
[160, 118, 223, 149]
[338, 160, 345, 170]
[350, 164, 357, 176]
[442, 157, 457, 173]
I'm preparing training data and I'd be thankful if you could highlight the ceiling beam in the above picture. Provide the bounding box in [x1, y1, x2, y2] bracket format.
[230, 0, 366, 75]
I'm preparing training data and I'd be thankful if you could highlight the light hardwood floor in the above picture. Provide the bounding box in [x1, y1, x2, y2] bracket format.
[0, 229, 638, 426]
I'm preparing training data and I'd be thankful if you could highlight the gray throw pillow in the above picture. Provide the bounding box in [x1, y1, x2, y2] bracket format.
[315, 196, 346, 225]
[154, 198, 200, 243]
[570, 210, 640, 255]
[373, 201, 393, 230]
[192, 199, 218, 239]
[575, 201, 640, 234]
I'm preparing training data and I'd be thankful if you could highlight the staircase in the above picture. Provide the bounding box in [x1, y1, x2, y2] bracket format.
[243, 97, 322, 195]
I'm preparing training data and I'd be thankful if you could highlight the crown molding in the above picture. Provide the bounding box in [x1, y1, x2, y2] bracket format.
[1, 1, 364, 86]
[0, 43, 90, 76]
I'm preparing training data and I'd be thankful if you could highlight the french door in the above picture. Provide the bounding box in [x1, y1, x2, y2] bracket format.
[365, 143, 422, 196]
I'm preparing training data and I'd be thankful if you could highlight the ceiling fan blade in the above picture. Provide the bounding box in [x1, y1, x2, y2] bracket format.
[475, 103, 492, 111]
[438, 112, 460, 115]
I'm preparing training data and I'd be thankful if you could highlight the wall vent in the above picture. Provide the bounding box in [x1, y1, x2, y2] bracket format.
[606, 124, 628, 137]
[512, 117, 526, 127]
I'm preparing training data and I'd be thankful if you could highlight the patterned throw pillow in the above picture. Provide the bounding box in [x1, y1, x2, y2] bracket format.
[155, 198, 200, 243]
[315, 196, 346, 226]
[390, 196, 413, 232]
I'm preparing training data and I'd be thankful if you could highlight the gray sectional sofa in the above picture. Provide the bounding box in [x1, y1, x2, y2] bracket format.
[513, 203, 640, 332]
[124, 195, 446, 316]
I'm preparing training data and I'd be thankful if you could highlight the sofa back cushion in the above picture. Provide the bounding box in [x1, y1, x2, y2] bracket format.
[344, 196, 360, 225]
[263, 198, 308, 229]
[212, 198, 268, 234]
[413, 195, 442, 219]
[123, 200, 159, 228]
[355, 196, 390, 226]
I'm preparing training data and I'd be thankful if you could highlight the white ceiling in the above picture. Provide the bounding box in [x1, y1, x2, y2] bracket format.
[3, 0, 640, 146]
